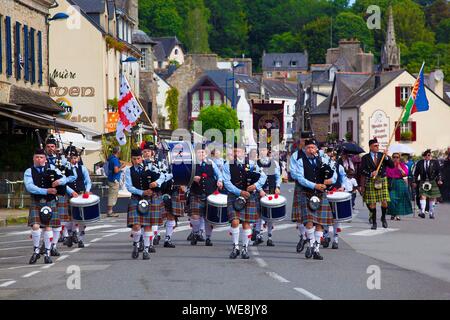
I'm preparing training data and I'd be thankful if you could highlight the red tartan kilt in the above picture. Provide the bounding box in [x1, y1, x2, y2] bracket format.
[188, 194, 206, 217]
[227, 193, 259, 223]
[57, 194, 71, 222]
[291, 186, 334, 226]
[164, 189, 185, 217]
[127, 194, 164, 227]
[28, 198, 60, 228]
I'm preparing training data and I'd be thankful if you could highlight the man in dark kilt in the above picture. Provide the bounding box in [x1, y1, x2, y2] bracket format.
[125, 149, 165, 260]
[413, 149, 443, 219]
[223, 141, 267, 259]
[360, 138, 394, 230]
[253, 144, 281, 246]
[24, 149, 68, 264]
[290, 139, 336, 260]
[66, 147, 92, 248]
[189, 143, 224, 246]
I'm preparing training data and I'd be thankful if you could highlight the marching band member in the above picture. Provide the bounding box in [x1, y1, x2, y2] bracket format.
[253, 144, 281, 246]
[360, 138, 394, 230]
[223, 141, 267, 259]
[66, 148, 92, 248]
[25, 149, 68, 264]
[189, 143, 224, 246]
[290, 139, 336, 260]
[413, 149, 443, 219]
[125, 148, 165, 260]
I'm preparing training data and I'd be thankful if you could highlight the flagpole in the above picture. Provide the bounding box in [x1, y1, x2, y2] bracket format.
[373, 62, 425, 177]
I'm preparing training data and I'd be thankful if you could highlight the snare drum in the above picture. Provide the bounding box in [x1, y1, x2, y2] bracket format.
[206, 194, 229, 226]
[260, 195, 287, 222]
[70, 194, 101, 224]
[162, 140, 195, 186]
[326, 192, 352, 222]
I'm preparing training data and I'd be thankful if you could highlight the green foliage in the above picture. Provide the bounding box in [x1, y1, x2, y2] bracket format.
[166, 87, 179, 130]
[139, 0, 183, 37]
[424, 0, 450, 30]
[401, 42, 450, 78]
[435, 18, 450, 43]
[0, 133, 37, 172]
[194, 104, 240, 138]
[334, 12, 374, 52]
[184, 7, 211, 53]
[268, 32, 303, 53]
[300, 16, 333, 64]
[400, 131, 413, 141]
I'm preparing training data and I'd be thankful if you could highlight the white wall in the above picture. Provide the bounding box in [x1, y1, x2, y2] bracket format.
[236, 88, 257, 147]
[155, 74, 170, 129]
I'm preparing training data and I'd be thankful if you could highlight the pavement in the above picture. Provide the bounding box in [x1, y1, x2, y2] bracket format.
[1, 183, 450, 300]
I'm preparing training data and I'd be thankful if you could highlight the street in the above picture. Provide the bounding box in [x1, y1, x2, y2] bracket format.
[1, 183, 450, 300]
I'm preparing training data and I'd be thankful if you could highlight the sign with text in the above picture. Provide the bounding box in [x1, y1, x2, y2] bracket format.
[369, 110, 390, 150]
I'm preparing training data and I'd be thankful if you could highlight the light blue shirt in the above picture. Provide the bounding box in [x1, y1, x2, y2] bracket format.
[125, 164, 166, 196]
[212, 157, 225, 173]
[223, 159, 267, 197]
[66, 164, 92, 195]
[290, 153, 337, 189]
[47, 154, 68, 167]
[24, 165, 68, 195]
[197, 158, 224, 183]
[259, 157, 282, 189]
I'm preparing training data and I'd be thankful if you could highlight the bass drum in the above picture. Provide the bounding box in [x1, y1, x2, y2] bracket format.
[160, 140, 195, 187]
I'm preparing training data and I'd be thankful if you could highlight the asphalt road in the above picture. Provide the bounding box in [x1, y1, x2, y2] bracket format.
[1, 183, 450, 300]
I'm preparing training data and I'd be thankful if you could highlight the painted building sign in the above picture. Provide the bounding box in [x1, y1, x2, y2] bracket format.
[369, 110, 390, 150]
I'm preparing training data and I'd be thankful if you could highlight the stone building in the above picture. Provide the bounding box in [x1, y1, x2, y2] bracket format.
[381, 6, 400, 72]
[326, 39, 374, 73]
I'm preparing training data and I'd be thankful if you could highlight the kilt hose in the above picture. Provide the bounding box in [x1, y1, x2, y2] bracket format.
[387, 178, 413, 216]
[363, 177, 390, 204]
[57, 194, 71, 222]
[291, 186, 333, 226]
[227, 193, 259, 223]
[188, 194, 207, 217]
[127, 193, 164, 228]
[28, 197, 60, 228]
[419, 180, 442, 199]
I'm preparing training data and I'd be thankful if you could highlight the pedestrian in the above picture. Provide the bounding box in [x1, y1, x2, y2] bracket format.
[441, 148, 450, 202]
[106, 147, 124, 217]
[386, 153, 412, 220]
[413, 149, 443, 219]
[344, 169, 358, 210]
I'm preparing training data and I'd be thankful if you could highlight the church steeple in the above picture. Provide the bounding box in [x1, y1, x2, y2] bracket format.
[381, 6, 400, 71]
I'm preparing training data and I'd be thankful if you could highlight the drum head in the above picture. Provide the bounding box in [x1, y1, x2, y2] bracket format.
[260, 195, 287, 207]
[207, 194, 228, 206]
[327, 192, 351, 201]
[70, 194, 100, 206]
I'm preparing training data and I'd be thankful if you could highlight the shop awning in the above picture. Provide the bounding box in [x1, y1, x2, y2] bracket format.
[59, 132, 102, 151]
[8, 85, 63, 114]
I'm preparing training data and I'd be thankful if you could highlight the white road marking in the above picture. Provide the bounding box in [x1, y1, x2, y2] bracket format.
[90, 238, 102, 243]
[41, 264, 54, 269]
[101, 233, 118, 238]
[84, 244, 91, 247]
[103, 228, 131, 233]
[6, 265, 40, 271]
[0, 255, 26, 260]
[294, 287, 322, 300]
[0, 246, 29, 251]
[22, 270, 41, 278]
[249, 246, 259, 256]
[0, 280, 16, 287]
[0, 239, 30, 245]
[266, 272, 290, 283]
[56, 255, 69, 262]
[255, 258, 268, 268]
[69, 248, 81, 253]
[348, 228, 399, 236]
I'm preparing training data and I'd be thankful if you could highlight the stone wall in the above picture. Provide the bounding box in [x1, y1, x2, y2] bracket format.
[311, 114, 330, 143]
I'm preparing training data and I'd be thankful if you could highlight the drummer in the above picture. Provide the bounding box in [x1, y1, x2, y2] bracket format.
[125, 148, 165, 260]
[24, 148, 68, 264]
[253, 144, 281, 246]
[223, 141, 267, 259]
[65, 148, 92, 248]
[189, 142, 224, 246]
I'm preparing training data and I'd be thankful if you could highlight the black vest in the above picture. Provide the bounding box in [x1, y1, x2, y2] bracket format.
[131, 165, 160, 192]
[30, 167, 56, 201]
[300, 155, 323, 192]
[191, 162, 217, 196]
[67, 166, 86, 193]
[257, 159, 276, 192]
[229, 160, 260, 190]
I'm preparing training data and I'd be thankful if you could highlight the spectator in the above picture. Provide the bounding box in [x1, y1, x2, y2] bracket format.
[441, 148, 450, 202]
[387, 153, 413, 220]
[343, 169, 358, 209]
[106, 147, 124, 217]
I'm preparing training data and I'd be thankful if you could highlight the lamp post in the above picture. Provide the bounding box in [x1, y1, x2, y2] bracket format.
[231, 61, 244, 110]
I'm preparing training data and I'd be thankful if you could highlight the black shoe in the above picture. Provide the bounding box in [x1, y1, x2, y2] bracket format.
[430, 214, 435, 219]
[419, 213, 426, 219]
[72, 232, 78, 244]
[143, 251, 150, 260]
[205, 238, 213, 246]
[153, 235, 161, 246]
[50, 245, 60, 257]
[132, 243, 139, 259]
[332, 241, 338, 249]
[313, 251, 324, 260]
[138, 235, 144, 252]
[64, 236, 73, 248]
[44, 255, 53, 264]
[381, 218, 388, 229]
[29, 252, 40, 264]
[187, 232, 193, 241]
[191, 233, 199, 245]
[391, 216, 395, 220]
[198, 232, 205, 242]
[148, 246, 156, 253]
[40, 243, 46, 255]
[253, 235, 263, 246]
[251, 229, 257, 241]
[322, 237, 330, 248]
[241, 246, 250, 259]
[229, 247, 240, 259]
[58, 236, 65, 243]
[267, 239, 274, 246]
[305, 245, 314, 259]
[371, 223, 377, 230]
[78, 240, 85, 248]
[164, 239, 176, 248]
[296, 238, 306, 253]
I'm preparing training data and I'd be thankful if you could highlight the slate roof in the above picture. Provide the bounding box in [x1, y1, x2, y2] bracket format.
[235, 74, 261, 94]
[204, 70, 239, 105]
[132, 30, 157, 45]
[334, 72, 372, 107]
[73, 0, 106, 13]
[9, 85, 63, 113]
[262, 53, 308, 71]
[152, 37, 183, 61]
[263, 79, 297, 99]
[311, 96, 331, 115]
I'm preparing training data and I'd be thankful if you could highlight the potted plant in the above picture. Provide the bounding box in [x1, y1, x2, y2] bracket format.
[400, 131, 412, 141]
[345, 132, 353, 142]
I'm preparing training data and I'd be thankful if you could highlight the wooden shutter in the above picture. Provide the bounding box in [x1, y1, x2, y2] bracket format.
[15, 21, 21, 79]
[37, 31, 42, 85]
[24, 25, 29, 81]
[30, 28, 35, 84]
[5, 16, 12, 76]
[395, 86, 401, 107]
[411, 121, 417, 141]
[395, 121, 401, 141]
[0, 16, 2, 74]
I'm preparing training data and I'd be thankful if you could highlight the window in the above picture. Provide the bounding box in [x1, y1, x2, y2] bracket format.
[192, 91, 201, 113]
[140, 48, 146, 69]
[332, 122, 339, 139]
[395, 86, 411, 107]
[290, 61, 297, 67]
[267, 72, 272, 78]
[15, 21, 21, 80]
[0, 15, 3, 74]
[400, 87, 410, 101]
[346, 119, 353, 140]
[213, 91, 222, 105]
[274, 60, 282, 67]
[286, 105, 290, 115]
[395, 121, 416, 141]
[174, 48, 178, 55]
[203, 90, 211, 107]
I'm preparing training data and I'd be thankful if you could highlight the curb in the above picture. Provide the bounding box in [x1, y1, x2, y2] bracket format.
[0, 215, 28, 227]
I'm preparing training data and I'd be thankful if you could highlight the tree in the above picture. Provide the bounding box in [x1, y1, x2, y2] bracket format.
[334, 12, 374, 52]
[139, 0, 183, 37]
[166, 87, 179, 130]
[300, 16, 333, 64]
[435, 18, 450, 43]
[184, 8, 211, 53]
[401, 41, 450, 78]
[424, 0, 450, 30]
[268, 32, 303, 53]
[194, 104, 240, 138]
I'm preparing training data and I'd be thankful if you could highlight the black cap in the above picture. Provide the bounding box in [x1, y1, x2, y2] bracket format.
[65, 145, 78, 156]
[142, 141, 155, 150]
[131, 149, 142, 157]
[305, 139, 317, 147]
[68, 149, 79, 157]
[34, 148, 46, 155]
[326, 147, 334, 153]
[45, 136, 57, 146]
[300, 132, 312, 139]
[422, 149, 431, 157]
[369, 138, 378, 146]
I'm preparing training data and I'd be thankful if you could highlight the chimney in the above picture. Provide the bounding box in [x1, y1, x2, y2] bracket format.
[428, 70, 444, 99]
[374, 73, 381, 89]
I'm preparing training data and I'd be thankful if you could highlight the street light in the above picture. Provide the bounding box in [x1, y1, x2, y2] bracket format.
[122, 56, 138, 63]
[48, 12, 69, 21]
[231, 61, 244, 110]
